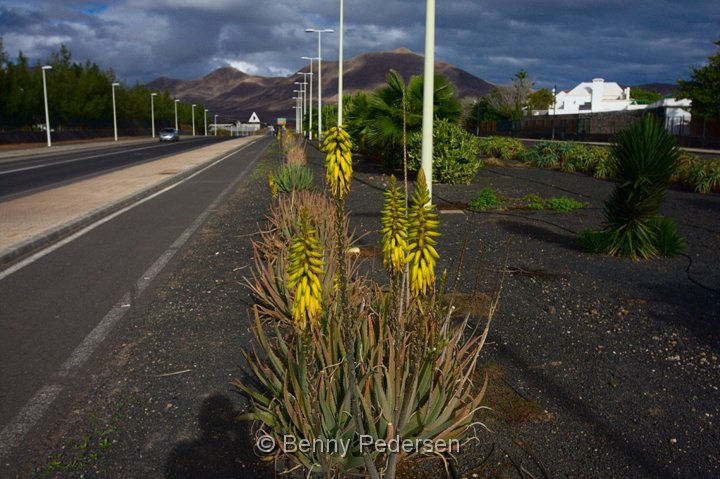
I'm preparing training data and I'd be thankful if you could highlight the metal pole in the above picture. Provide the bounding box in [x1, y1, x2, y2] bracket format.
[42, 65, 52, 147]
[302, 56, 317, 139]
[112, 82, 120, 141]
[174, 99, 179, 131]
[317, 33, 323, 141]
[338, 0, 344, 126]
[551, 85, 556, 140]
[192, 104, 196, 136]
[151, 93, 157, 138]
[214, 114, 218, 136]
[421, 0, 435, 201]
[204, 109, 208, 136]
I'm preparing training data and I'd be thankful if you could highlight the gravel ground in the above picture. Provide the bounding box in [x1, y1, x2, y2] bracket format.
[13, 141, 720, 478]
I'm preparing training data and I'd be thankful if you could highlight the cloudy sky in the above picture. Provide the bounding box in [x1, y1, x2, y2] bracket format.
[1, 0, 718, 89]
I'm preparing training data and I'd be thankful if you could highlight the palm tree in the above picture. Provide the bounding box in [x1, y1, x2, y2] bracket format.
[347, 69, 461, 167]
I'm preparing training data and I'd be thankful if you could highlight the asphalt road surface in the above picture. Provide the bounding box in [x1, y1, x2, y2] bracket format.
[0, 136, 234, 201]
[0, 136, 271, 462]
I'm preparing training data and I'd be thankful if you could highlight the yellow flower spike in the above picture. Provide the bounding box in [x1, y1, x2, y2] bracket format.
[321, 126, 353, 200]
[407, 169, 440, 297]
[380, 175, 408, 277]
[287, 210, 325, 330]
[267, 171, 278, 200]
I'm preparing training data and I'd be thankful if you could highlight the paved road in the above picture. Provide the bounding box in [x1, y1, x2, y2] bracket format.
[0, 136, 271, 461]
[0, 136, 233, 200]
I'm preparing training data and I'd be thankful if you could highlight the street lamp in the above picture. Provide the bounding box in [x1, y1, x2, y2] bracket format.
[299, 73, 311, 134]
[294, 81, 306, 134]
[214, 114, 218, 136]
[112, 82, 120, 141]
[204, 109, 208, 136]
[338, 0, 344, 126]
[306, 28, 334, 141]
[301, 56, 318, 139]
[192, 104, 196, 136]
[41, 65, 52, 147]
[551, 85, 557, 140]
[150, 93, 158, 138]
[293, 92, 302, 133]
[421, 0, 435, 201]
[174, 99, 180, 131]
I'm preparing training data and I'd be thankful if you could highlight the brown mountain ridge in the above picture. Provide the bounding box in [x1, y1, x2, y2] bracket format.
[145, 48, 494, 123]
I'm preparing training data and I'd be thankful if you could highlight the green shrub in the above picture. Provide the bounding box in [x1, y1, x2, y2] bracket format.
[275, 163, 314, 192]
[477, 136, 524, 160]
[671, 150, 701, 185]
[407, 119, 483, 184]
[582, 115, 684, 259]
[543, 196, 585, 212]
[692, 158, 720, 193]
[468, 187, 500, 210]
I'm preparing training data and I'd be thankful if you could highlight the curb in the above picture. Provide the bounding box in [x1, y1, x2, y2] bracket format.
[0, 138, 262, 269]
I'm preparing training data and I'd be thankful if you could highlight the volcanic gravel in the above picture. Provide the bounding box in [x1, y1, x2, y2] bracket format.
[13, 141, 720, 478]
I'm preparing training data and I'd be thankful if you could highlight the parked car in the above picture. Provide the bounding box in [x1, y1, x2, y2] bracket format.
[159, 128, 179, 142]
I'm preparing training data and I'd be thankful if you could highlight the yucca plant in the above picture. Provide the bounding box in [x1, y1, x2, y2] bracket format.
[580, 115, 684, 259]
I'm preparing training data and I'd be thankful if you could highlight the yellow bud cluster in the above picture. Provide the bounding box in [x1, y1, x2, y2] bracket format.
[268, 171, 278, 200]
[406, 170, 440, 297]
[321, 126, 353, 200]
[287, 211, 325, 330]
[380, 175, 408, 277]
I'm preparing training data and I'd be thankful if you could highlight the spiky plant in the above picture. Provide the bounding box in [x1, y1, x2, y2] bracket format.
[406, 169, 440, 297]
[380, 175, 408, 277]
[581, 115, 684, 259]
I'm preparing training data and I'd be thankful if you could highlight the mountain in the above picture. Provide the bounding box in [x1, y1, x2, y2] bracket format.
[145, 49, 494, 123]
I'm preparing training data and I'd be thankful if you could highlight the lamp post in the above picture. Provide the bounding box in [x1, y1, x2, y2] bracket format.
[301, 56, 317, 139]
[295, 81, 307, 134]
[204, 109, 208, 136]
[306, 28, 334, 141]
[550, 85, 557, 140]
[293, 92, 302, 132]
[41, 65, 52, 147]
[421, 0, 436, 201]
[174, 99, 180, 131]
[214, 114, 218, 136]
[191, 104, 196, 136]
[112, 82, 120, 141]
[150, 93, 158, 138]
[338, 0, 344, 126]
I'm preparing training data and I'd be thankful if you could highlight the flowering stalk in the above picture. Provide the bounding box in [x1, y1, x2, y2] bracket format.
[287, 209, 324, 331]
[321, 126, 353, 199]
[381, 175, 408, 277]
[406, 169, 440, 297]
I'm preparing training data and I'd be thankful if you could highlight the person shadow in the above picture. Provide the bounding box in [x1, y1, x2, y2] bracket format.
[165, 393, 277, 479]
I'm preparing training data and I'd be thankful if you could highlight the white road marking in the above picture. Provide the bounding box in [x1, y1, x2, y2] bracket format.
[0, 139, 267, 461]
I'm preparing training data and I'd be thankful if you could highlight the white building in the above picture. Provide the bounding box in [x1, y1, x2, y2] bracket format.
[550, 78, 647, 115]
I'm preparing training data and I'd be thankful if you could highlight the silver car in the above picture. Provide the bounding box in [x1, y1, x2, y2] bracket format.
[159, 127, 179, 142]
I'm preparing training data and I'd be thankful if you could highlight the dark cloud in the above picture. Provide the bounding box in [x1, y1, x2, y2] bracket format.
[1, 0, 717, 90]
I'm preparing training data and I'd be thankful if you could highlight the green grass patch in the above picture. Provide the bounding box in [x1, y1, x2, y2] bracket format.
[468, 188, 586, 212]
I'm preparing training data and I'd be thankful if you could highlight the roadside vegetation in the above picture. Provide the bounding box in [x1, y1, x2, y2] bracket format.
[0, 40, 204, 132]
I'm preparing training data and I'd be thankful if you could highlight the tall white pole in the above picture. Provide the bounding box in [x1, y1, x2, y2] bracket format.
[302, 56, 317, 139]
[421, 0, 435, 201]
[112, 82, 120, 141]
[214, 114, 218, 136]
[191, 104, 196, 136]
[338, 0, 344, 126]
[151, 93, 157, 138]
[174, 99, 179, 131]
[42, 65, 52, 147]
[317, 33, 323, 141]
[204, 109, 208, 136]
[294, 83, 304, 134]
[306, 29, 333, 141]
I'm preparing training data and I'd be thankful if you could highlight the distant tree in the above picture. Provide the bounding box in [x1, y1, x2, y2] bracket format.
[677, 39, 720, 122]
[463, 97, 502, 133]
[528, 88, 553, 111]
[486, 70, 534, 120]
[630, 87, 662, 104]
